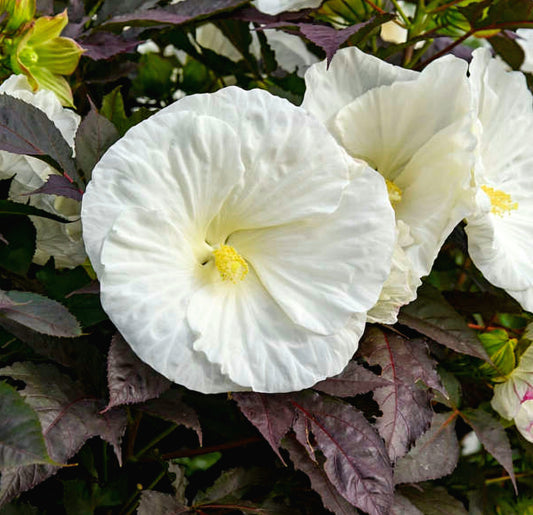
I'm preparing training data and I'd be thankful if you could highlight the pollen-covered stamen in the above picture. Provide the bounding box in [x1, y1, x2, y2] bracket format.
[481, 185, 518, 217]
[213, 245, 248, 283]
[385, 179, 402, 205]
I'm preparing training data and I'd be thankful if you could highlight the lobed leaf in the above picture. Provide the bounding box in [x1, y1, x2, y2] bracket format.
[313, 360, 391, 398]
[359, 328, 442, 461]
[0, 96, 80, 187]
[0, 362, 126, 506]
[292, 391, 393, 515]
[399, 485, 468, 515]
[104, 332, 170, 411]
[137, 490, 189, 515]
[398, 284, 490, 361]
[0, 382, 50, 470]
[0, 199, 70, 223]
[26, 175, 83, 202]
[460, 408, 516, 492]
[394, 412, 459, 484]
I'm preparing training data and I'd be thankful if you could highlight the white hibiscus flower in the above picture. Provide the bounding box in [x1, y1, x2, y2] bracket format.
[253, 0, 322, 15]
[81, 86, 396, 393]
[492, 344, 533, 442]
[302, 47, 476, 323]
[465, 48, 533, 312]
[0, 74, 85, 268]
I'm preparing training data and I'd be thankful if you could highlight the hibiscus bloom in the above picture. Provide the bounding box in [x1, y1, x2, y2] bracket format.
[302, 47, 476, 323]
[81, 86, 395, 393]
[465, 48, 533, 312]
[0, 74, 85, 268]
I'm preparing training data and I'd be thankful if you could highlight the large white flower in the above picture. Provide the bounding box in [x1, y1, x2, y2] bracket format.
[0, 74, 85, 268]
[492, 344, 533, 442]
[465, 49, 533, 312]
[81, 86, 395, 393]
[302, 47, 476, 323]
[253, 0, 322, 15]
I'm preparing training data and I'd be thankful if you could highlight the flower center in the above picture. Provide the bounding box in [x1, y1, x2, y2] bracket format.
[212, 245, 248, 283]
[386, 179, 402, 205]
[481, 185, 518, 217]
[19, 46, 39, 66]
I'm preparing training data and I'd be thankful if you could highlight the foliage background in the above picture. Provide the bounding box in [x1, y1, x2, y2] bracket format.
[1, 0, 533, 513]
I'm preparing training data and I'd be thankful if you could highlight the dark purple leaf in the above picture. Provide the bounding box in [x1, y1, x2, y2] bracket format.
[79, 32, 140, 60]
[137, 490, 189, 515]
[36, 0, 54, 15]
[102, 0, 247, 27]
[292, 391, 393, 515]
[313, 361, 391, 397]
[460, 408, 516, 492]
[98, 0, 159, 19]
[0, 290, 81, 338]
[0, 381, 51, 469]
[0, 198, 70, 222]
[398, 284, 490, 361]
[394, 412, 459, 484]
[75, 105, 119, 181]
[104, 333, 170, 411]
[399, 485, 468, 515]
[66, 280, 100, 297]
[137, 390, 201, 445]
[0, 363, 126, 505]
[390, 494, 423, 515]
[233, 393, 295, 463]
[282, 436, 358, 515]
[26, 174, 82, 202]
[359, 328, 441, 461]
[0, 96, 80, 187]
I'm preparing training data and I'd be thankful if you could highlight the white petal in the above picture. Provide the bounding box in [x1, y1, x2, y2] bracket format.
[0, 74, 80, 147]
[99, 207, 242, 394]
[515, 400, 533, 443]
[162, 87, 350, 240]
[82, 111, 246, 275]
[367, 221, 421, 324]
[231, 162, 395, 335]
[302, 46, 417, 126]
[187, 269, 366, 392]
[465, 49, 533, 302]
[252, 0, 322, 15]
[516, 29, 533, 74]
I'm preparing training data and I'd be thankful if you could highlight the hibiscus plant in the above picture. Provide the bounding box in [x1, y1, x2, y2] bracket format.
[0, 1, 533, 514]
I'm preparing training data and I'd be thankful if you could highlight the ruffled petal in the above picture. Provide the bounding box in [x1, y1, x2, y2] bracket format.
[302, 46, 417, 126]
[161, 87, 349, 241]
[515, 400, 533, 443]
[82, 111, 246, 275]
[99, 206, 241, 394]
[231, 162, 395, 335]
[252, 0, 322, 15]
[187, 269, 366, 392]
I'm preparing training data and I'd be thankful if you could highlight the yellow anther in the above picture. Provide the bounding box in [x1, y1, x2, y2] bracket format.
[386, 179, 402, 205]
[213, 245, 248, 283]
[481, 185, 518, 217]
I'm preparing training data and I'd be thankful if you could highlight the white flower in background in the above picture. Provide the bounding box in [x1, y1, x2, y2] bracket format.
[465, 48, 533, 312]
[82, 86, 395, 393]
[516, 28, 533, 74]
[196, 23, 318, 78]
[492, 344, 533, 442]
[0, 75, 85, 268]
[302, 47, 476, 323]
[253, 0, 322, 15]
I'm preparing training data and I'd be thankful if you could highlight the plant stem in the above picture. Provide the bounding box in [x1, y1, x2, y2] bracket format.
[132, 424, 178, 461]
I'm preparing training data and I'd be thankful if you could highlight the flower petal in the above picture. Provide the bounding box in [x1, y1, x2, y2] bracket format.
[252, 0, 322, 15]
[302, 46, 417, 127]
[231, 162, 395, 335]
[99, 206, 241, 393]
[82, 111, 246, 275]
[161, 87, 350, 239]
[515, 400, 533, 443]
[187, 269, 366, 392]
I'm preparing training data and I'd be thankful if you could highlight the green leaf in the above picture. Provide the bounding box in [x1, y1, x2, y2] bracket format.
[0, 199, 69, 223]
[0, 381, 50, 470]
[479, 329, 517, 377]
[133, 54, 175, 99]
[101, 87, 129, 135]
[0, 216, 35, 276]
